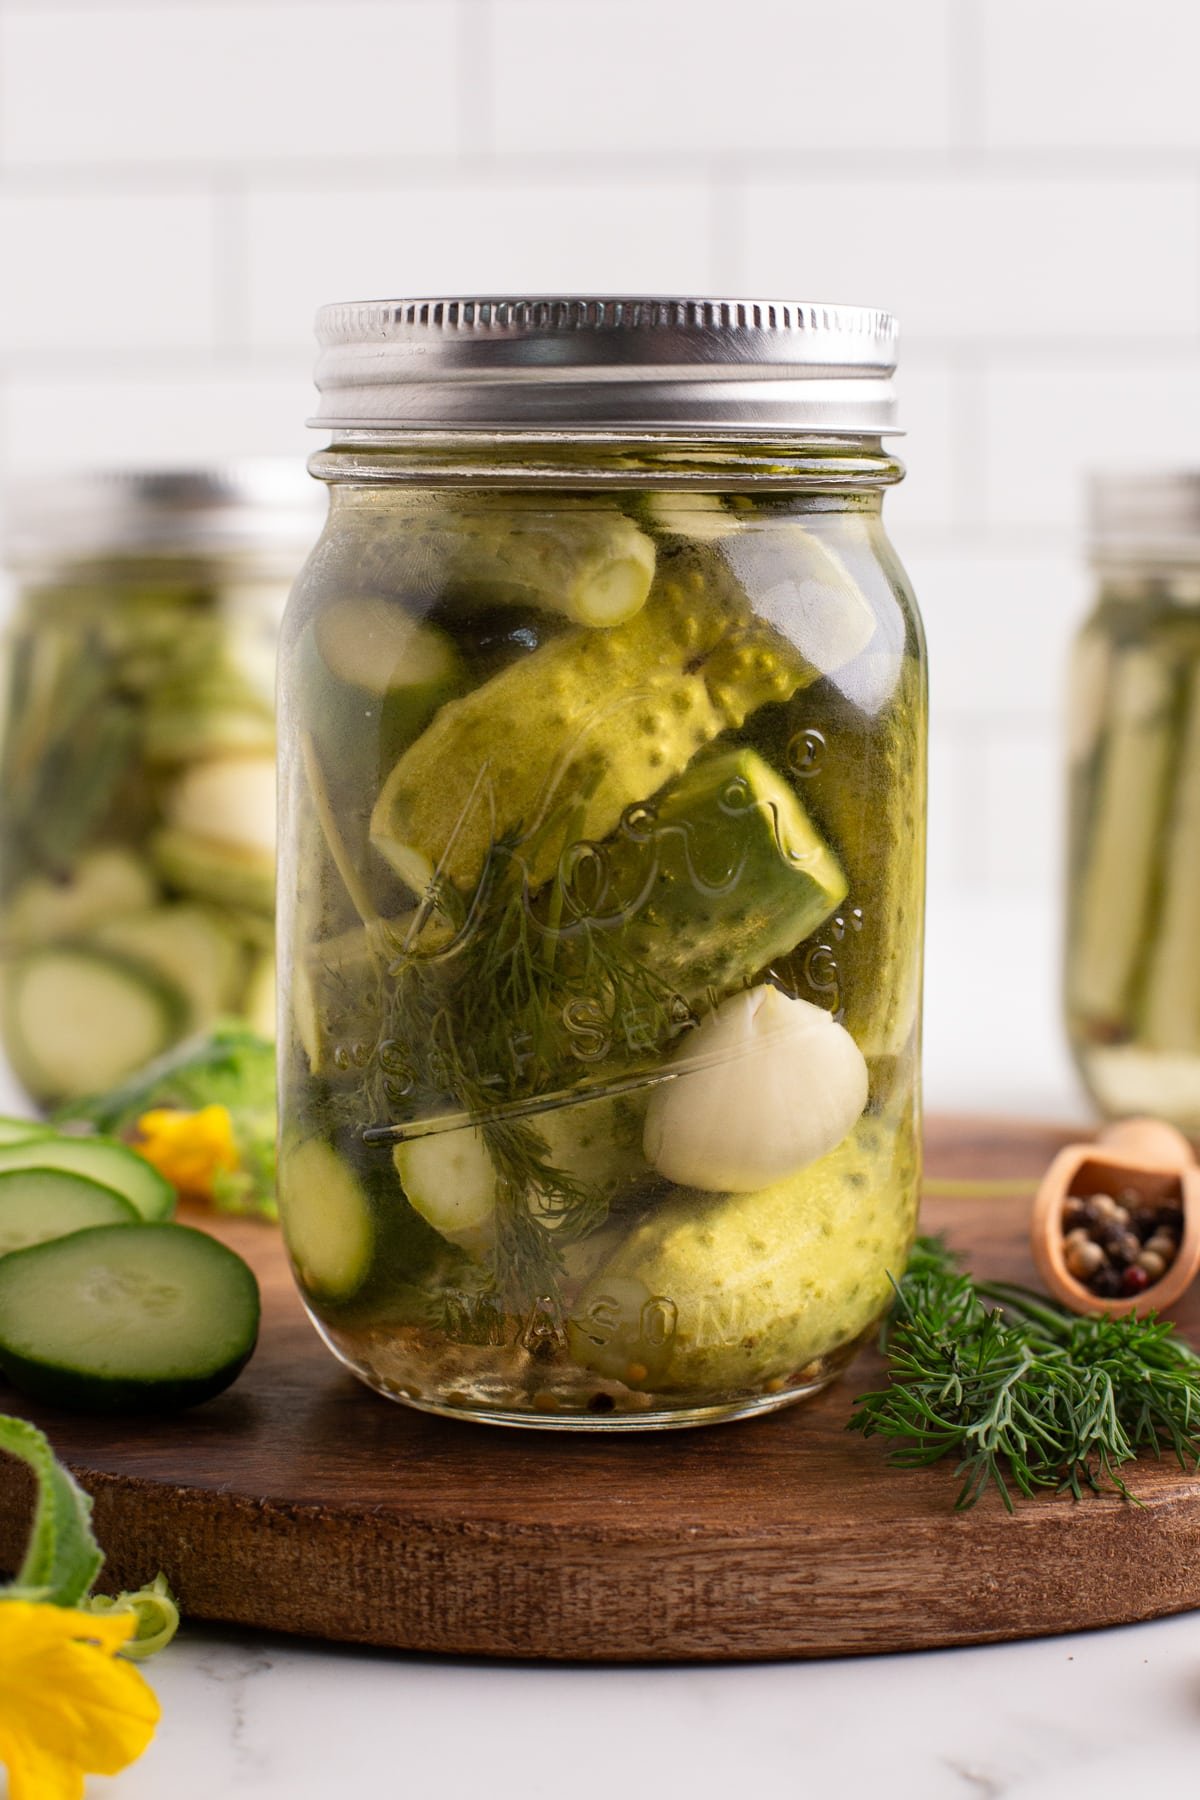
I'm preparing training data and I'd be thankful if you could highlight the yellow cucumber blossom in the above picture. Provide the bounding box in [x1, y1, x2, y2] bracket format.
[0, 1600, 160, 1800]
[134, 1103, 239, 1200]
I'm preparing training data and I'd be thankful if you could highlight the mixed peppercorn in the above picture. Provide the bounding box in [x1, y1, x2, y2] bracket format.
[1061, 1189, 1182, 1298]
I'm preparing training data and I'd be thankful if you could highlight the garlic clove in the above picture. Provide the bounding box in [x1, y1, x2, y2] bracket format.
[642, 984, 869, 1193]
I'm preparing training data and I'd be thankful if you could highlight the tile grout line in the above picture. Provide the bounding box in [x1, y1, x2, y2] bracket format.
[12, 149, 1200, 190]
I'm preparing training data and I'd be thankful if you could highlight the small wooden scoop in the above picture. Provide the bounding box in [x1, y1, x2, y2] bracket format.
[1031, 1117, 1200, 1317]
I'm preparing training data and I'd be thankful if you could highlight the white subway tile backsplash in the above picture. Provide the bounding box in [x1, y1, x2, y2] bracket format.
[0, 4, 460, 166]
[906, 547, 1086, 725]
[244, 179, 716, 347]
[0, 365, 313, 476]
[927, 722, 977, 893]
[740, 176, 1200, 342]
[0, 191, 218, 352]
[975, 722, 1064, 901]
[983, 0, 1200, 150]
[491, 0, 954, 153]
[886, 356, 958, 534]
[981, 359, 1200, 535]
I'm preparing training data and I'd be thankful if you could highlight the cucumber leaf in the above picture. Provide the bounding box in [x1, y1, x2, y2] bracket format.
[0, 1413, 102, 1607]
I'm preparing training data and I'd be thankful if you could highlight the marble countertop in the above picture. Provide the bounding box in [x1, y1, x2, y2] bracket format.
[30, 893, 1200, 1796]
[121, 1611, 1200, 1799]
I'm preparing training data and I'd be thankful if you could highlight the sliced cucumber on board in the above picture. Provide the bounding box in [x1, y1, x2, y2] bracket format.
[0, 1223, 260, 1412]
[0, 1135, 174, 1222]
[0, 1169, 138, 1255]
[279, 1137, 374, 1300]
[0, 1117, 53, 1147]
[2, 945, 186, 1103]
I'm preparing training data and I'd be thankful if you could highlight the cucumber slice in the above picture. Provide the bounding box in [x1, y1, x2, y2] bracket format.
[314, 597, 462, 697]
[0, 1169, 138, 1255]
[93, 904, 245, 1029]
[394, 1126, 496, 1254]
[634, 494, 741, 543]
[279, 1137, 374, 1299]
[152, 827, 275, 916]
[169, 755, 276, 859]
[1, 848, 158, 951]
[2, 945, 186, 1104]
[0, 1223, 260, 1412]
[143, 676, 275, 764]
[0, 1117, 53, 1147]
[0, 1136, 174, 1222]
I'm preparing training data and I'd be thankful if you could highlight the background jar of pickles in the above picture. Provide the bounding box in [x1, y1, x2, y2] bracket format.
[1066, 474, 1200, 1127]
[0, 464, 324, 1107]
[278, 296, 927, 1430]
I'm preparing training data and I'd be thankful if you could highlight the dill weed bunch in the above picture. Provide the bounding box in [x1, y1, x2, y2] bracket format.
[361, 800, 694, 1314]
[849, 1235, 1200, 1511]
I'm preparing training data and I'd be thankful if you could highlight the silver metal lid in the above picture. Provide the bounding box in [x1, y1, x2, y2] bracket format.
[1089, 471, 1200, 565]
[310, 296, 900, 435]
[4, 459, 325, 561]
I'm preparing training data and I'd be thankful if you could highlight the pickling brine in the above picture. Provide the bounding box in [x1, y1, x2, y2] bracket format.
[278, 296, 926, 1428]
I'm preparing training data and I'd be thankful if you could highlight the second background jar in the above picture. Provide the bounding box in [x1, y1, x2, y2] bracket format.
[0, 464, 324, 1107]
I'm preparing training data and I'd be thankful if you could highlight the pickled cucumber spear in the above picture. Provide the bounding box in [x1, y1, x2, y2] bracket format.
[568, 1112, 917, 1393]
[321, 498, 656, 628]
[777, 653, 926, 1059]
[371, 576, 820, 901]
[594, 744, 846, 1006]
[1140, 661, 1200, 1051]
[1069, 647, 1176, 1031]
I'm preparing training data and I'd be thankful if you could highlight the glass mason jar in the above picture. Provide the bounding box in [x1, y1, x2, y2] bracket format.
[1066, 472, 1200, 1126]
[278, 296, 927, 1430]
[0, 464, 323, 1107]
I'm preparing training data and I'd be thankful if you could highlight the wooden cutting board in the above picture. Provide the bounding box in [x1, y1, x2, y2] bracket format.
[3, 1114, 1200, 1663]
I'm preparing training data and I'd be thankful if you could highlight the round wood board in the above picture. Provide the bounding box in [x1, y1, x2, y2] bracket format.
[4, 1114, 1200, 1663]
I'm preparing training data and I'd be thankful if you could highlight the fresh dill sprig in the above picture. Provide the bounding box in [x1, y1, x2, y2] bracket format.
[359, 809, 690, 1313]
[849, 1234, 1200, 1511]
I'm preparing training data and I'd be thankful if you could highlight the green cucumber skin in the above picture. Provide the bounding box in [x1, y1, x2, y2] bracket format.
[370, 572, 817, 902]
[0, 1137, 174, 1222]
[0, 1224, 260, 1414]
[594, 745, 846, 1004]
[0, 1118, 53, 1146]
[0, 1332, 257, 1414]
[768, 654, 927, 1059]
